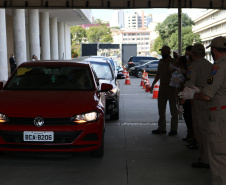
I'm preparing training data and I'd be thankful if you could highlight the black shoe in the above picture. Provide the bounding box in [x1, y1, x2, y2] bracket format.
[152, 129, 166, 134]
[168, 130, 177, 136]
[192, 162, 210, 169]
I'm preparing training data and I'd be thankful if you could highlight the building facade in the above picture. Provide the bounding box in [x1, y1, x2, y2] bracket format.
[0, 9, 92, 81]
[112, 29, 152, 55]
[124, 10, 147, 30]
[192, 9, 226, 62]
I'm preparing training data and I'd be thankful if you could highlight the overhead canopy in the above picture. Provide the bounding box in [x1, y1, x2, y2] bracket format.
[0, 0, 225, 9]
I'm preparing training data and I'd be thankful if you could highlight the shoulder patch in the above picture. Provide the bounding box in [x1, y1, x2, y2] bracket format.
[187, 67, 192, 75]
[211, 65, 219, 75]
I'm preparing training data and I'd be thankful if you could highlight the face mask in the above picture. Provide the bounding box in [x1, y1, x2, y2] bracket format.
[162, 54, 169, 59]
[185, 55, 189, 60]
[211, 50, 215, 61]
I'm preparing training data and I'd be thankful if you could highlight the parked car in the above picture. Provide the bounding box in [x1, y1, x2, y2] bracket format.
[0, 60, 113, 157]
[89, 56, 118, 77]
[127, 56, 158, 69]
[129, 60, 159, 78]
[85, 57, 123, 120]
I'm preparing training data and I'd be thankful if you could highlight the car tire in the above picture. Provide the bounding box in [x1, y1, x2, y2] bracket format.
[90, 134, 104, 158]
[136, 71, 142, 78]
[110, 109, 119, 120]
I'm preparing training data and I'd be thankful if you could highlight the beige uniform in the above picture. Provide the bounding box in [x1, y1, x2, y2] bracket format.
[184, 58, 213, 164]
[202, 55, 226, 185]
[157, 57, 178, 131]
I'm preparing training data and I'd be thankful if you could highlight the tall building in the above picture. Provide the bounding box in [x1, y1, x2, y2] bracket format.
[124, 10, 147, 30]
[193, 9, 226, 62]
[110, 10, 124, 28]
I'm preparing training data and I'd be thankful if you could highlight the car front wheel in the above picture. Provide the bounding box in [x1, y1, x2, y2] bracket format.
[110, 105, 119, 120]
[136, 71, 143, 78]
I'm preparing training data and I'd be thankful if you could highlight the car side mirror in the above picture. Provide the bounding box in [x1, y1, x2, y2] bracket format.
[99, 83, 113, 92]
[117, 73, 125, 79]
[0, 82, 3, 90]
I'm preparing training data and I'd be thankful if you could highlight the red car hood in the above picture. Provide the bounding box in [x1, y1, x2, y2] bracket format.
[0, 90, 99, 117]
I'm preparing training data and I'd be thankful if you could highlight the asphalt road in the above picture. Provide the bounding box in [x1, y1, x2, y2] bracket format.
[0, 76, 211, 185]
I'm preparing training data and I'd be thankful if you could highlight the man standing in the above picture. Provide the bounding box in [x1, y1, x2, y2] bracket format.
[151, 45, 178, 136]
[9, 54, 16, 74]
[179, 36, 226, 185]
[179, 44, 213, 168]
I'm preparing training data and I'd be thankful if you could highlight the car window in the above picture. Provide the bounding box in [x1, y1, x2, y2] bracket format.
[132, 57, 157, 62]
[89, 62, 113, 80]
[147, 61, 159, 67]
[4, 66, 94, 91]
[149, 64, 159, 68]
[108, 59, 116, 71]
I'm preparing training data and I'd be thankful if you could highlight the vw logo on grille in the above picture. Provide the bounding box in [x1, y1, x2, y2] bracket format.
[34, 117, 44, 127]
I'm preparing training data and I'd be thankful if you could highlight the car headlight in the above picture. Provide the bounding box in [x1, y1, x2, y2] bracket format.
[0, 113, 8, 123]
[106, 88, 117, 97]
[72, 111, 99, 124]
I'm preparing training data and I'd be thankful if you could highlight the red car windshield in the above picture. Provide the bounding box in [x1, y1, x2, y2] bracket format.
[4, 66, 95, 91]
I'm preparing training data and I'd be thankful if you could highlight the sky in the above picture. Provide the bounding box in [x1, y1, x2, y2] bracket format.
[91, 8, 206, 23]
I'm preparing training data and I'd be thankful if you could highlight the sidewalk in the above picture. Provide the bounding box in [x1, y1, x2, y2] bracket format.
[104, 76, 212, 185]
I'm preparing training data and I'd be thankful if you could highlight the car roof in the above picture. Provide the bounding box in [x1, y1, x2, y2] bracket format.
[19, 60, 91, 67]
[84, 57, 111, 63]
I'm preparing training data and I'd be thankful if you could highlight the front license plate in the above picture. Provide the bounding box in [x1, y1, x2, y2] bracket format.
[23, 131, 54, 142]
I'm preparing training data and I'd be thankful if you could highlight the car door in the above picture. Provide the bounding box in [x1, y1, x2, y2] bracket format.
[146, 62, 159, 75]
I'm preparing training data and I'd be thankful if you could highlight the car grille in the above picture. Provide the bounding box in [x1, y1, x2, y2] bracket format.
[0, 131, 83, 144]
[6, 117, 73, 126]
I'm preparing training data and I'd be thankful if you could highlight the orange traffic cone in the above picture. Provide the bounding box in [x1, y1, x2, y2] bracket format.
[142, 73, 147, 89]
[125, 71, 131, 85]
[145, 83, 151, 92]
[123, 67, 127, 76]
[152, 84, 159, 99]
[145, 73, 151, 92]
[140, 71, 145, 86]
[143, 72, 148, 89]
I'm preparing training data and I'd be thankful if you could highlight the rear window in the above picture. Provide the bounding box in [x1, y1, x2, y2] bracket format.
[89, 61, 113, 80]
[4, 66, 94, 91]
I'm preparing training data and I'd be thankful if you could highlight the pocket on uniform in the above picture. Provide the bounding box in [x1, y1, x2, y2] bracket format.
[210, 139, 226, 155]
[208, 111, 218, 135]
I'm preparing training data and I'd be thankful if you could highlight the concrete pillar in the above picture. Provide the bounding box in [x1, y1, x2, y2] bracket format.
[13, 9, 27, 66]
[58, 22, 65, 60]
[0, 9, 8, 81]
[50, 17, 58, 60]
[64, 23, 71, 59]
[40, 12, 50, 60]
[28, 9, 40, 60]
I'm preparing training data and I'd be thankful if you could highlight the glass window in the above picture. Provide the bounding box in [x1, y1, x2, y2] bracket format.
[90, 62, 113, 80]
[5, 66, 94, 91]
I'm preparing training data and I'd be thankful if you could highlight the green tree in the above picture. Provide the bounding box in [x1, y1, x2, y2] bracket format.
[70, 26, 86, 44]
[153, 13, 201, 54]
[169, 27, 201, 53]
[152, 36, 164, 55]
[86, 25, 113, 43]
[155, 13, 194, 45]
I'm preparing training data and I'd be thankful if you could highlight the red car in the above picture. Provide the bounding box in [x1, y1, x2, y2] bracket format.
[0, 60, 113, 157]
